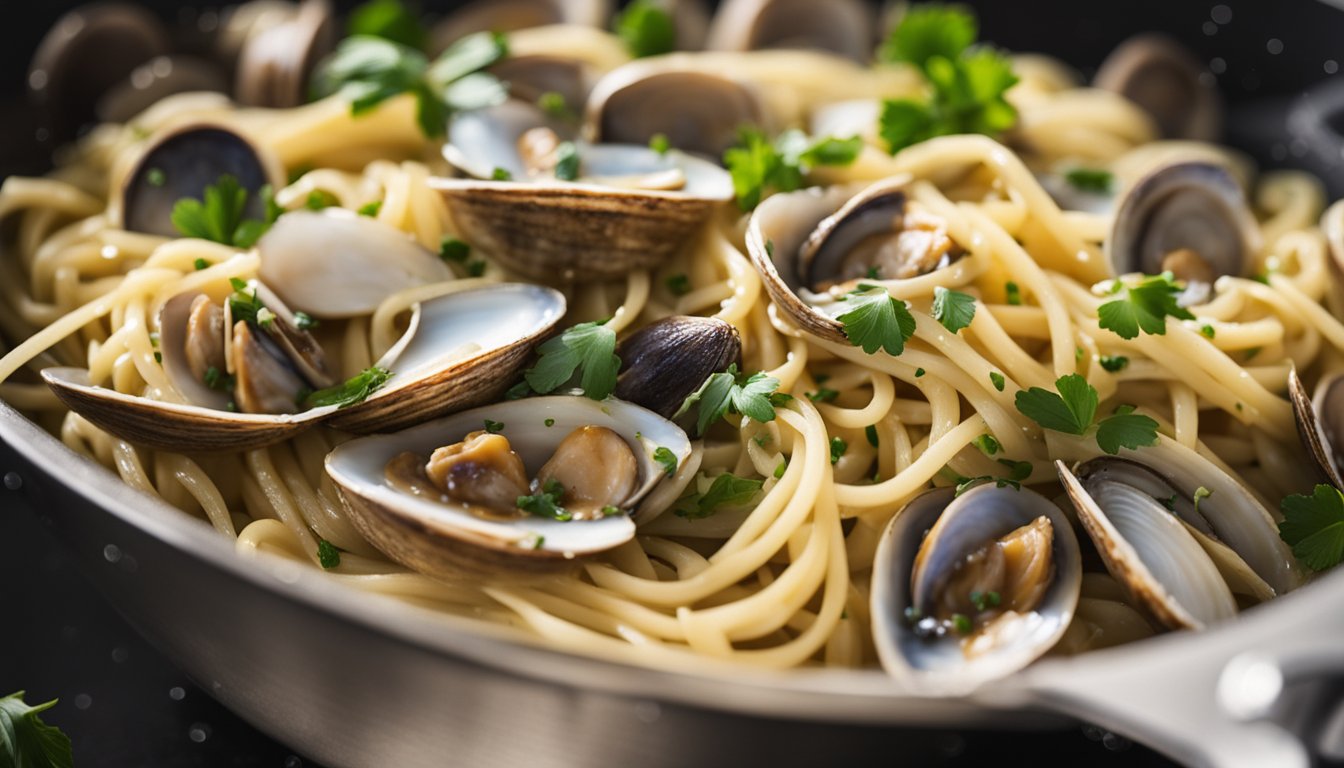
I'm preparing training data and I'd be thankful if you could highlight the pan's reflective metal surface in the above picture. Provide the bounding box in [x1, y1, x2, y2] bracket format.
[3, 398, 1343, 768]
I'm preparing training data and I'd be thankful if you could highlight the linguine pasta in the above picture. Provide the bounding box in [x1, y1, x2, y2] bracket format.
[1, 36, 1337, 675]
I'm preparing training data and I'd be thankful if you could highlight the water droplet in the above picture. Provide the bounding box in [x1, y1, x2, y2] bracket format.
[1211, 5, 1233, 24]
[3, 472, 22, 490]
[111, 646, 128, 663]
[169, 687, 185, 701]
[102, 545, 122, 563]
[28, 70, 48, 90]
[1081, 723, 1105, 741]
[1327, 60, 1339, 75]
[1102, 732, 1132, 751]
[188, 723, 212, 743]
[284, 757, 304, 768]
[1210, 57, 1227, 75]
[1267, 38, 1284, 55]
[1202, 21, 1218, 36]
[74, 694, 92, 710]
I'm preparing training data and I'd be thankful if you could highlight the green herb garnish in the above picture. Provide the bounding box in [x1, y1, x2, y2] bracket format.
[0, 690, 72, 768]
[357, 200, 383, 217]
[1064, 168, 1114, 193]
[523, 320, 620, 401]
[193, 258, 209, 271]
[830, 436, 848, 464]
[931, 286, 976, 333]
[554, 141, 581, 181]
[674, 364, 784, 436]
[1097, 272, 1196, 340]
[989, 371, 1005, 392]
[1279, 484, 1344, 571]
[517, 478, 571, 521]
[877, 4, 1018, 154]
[972, 433, 1000, 456]
[654, 446, 678, 477]
[865, 424, 880, 447]
[1014, 374, 1160, 455]
[613, 0, 675, 57]
[440, 236, 470, 263]
[317, 538, 341, 569]
[665, 273, 692, 296]
[649, 132, 670, 155]
[312, 31, 508, 137]
[1005, 281, 1022, 306]
[673, 473, 765, 519]
[723, 127, 862, 210]
[484, 419, 504, 434]
[294, 311, 318, 331]
[305, 189, 340, 210]
[807, 388, 839, 403]
[1098, 355, 1129, 373]
[838, 283, 917, 356]
[346, 0, 426, 49]
[171, 175, 277, 249]
[304, 366, 392, 409]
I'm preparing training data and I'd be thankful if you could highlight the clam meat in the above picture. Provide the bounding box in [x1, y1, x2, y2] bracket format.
[327, 395, 693, 577]
[871, 485, 1082, 694]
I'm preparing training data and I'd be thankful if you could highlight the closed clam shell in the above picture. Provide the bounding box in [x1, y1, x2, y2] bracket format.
[614, 315, 742, 418]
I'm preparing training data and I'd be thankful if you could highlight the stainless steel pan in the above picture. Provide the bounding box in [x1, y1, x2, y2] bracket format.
[5, 1, 1344, 766]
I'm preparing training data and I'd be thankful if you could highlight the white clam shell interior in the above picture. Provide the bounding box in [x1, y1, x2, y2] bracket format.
[325, 396, 692, 556]
[870, 485, 1081, 695]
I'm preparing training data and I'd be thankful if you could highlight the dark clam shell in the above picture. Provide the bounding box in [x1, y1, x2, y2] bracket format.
[614, 316, 741, 419]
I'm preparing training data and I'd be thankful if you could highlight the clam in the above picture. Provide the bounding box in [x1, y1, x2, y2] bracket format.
[257, 209, 454, 319]
[746, 176, 962, 345]
[1056, 452, 1299, 632]
[1105, 160, 1259, 306]
[326, 395, 692, 577]
[117, 123, 284, 238]
[490, 54, 600, 111]
[614, 315, 741, 419]
[429, 0, 612, 53]
[233, 0, 338, 109]
[583, 60, 768, 158]
[434, 100, 732, 281]
[28, 3, 171, 143]
[42, 283, 566, 452]
[705, 0, 876, 62]
[1094, 34, 1221, 142]
[1288, 368, 1344, 489]
[870, 485, 1082, 694]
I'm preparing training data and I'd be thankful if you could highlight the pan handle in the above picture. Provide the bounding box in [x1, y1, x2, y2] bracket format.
[996, 579, 1344, 768]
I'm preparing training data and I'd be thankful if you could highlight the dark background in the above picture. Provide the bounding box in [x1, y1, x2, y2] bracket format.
[3, 1, 1343, 766]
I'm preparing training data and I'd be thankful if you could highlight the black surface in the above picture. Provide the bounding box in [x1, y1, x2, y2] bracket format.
[2, 1, 1342, 766]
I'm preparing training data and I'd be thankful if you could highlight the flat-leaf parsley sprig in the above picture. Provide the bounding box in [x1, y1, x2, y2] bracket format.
[1279, 483, 1344, 571]
[723, 127, 863, 211]
[837, 283, 918, 356]
[674, 364, 790, 436]
[1014, 373, 1160, 455]
[520, 320, 621, 401]
[876, 4, 1019, 154]
[1096, 272, 1196, 340]
[311, 30, 508, 137]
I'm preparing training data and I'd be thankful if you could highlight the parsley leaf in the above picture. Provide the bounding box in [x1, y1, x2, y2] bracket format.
[1065, 168, 1114, 193]
[931, 287, 976, 333]
[1097, 273, 1197, 340]
[312, 31, 507, 138]
[171, 175, 277, 248]
[1095, 411, 1161, 455]
[316, 538, 341, 569]
[518, 478, 571, 521]
[878, 4, 977, 68]
[613, 0, 676, 58]
[1014, 373, 1096, 435]
[347, 0, 426, 50]
[554, 141, 580, 181]
[830, 436, 848, 464]
[1098, 355, 1129, 372]
[876, 5, 1018, 154]
[673, 473, 764, 519]
[304, 366, 392, 409]
[665, 273, 691, 296]
[1015, 374, 1159, 455]
[837, 284, 917, 356]
[674, 364, 782, 436]
[523, 321, 620, 401]
[1280, 484, 1344, 571]
[653, 446, 678, 477]
[723, 127, 861, 210]
[0, 691, 72, 768]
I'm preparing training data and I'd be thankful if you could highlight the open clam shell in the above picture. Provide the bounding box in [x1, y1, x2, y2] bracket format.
[1057, 459, 1236, 630]
[1289, 368, 1344, 489]
[326, 396, 692, 578]
[704, 0, 876, 62]
[747, 178, 941, 345]
[871, 485, 1082, 695]
[42, 283, 566, 452]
